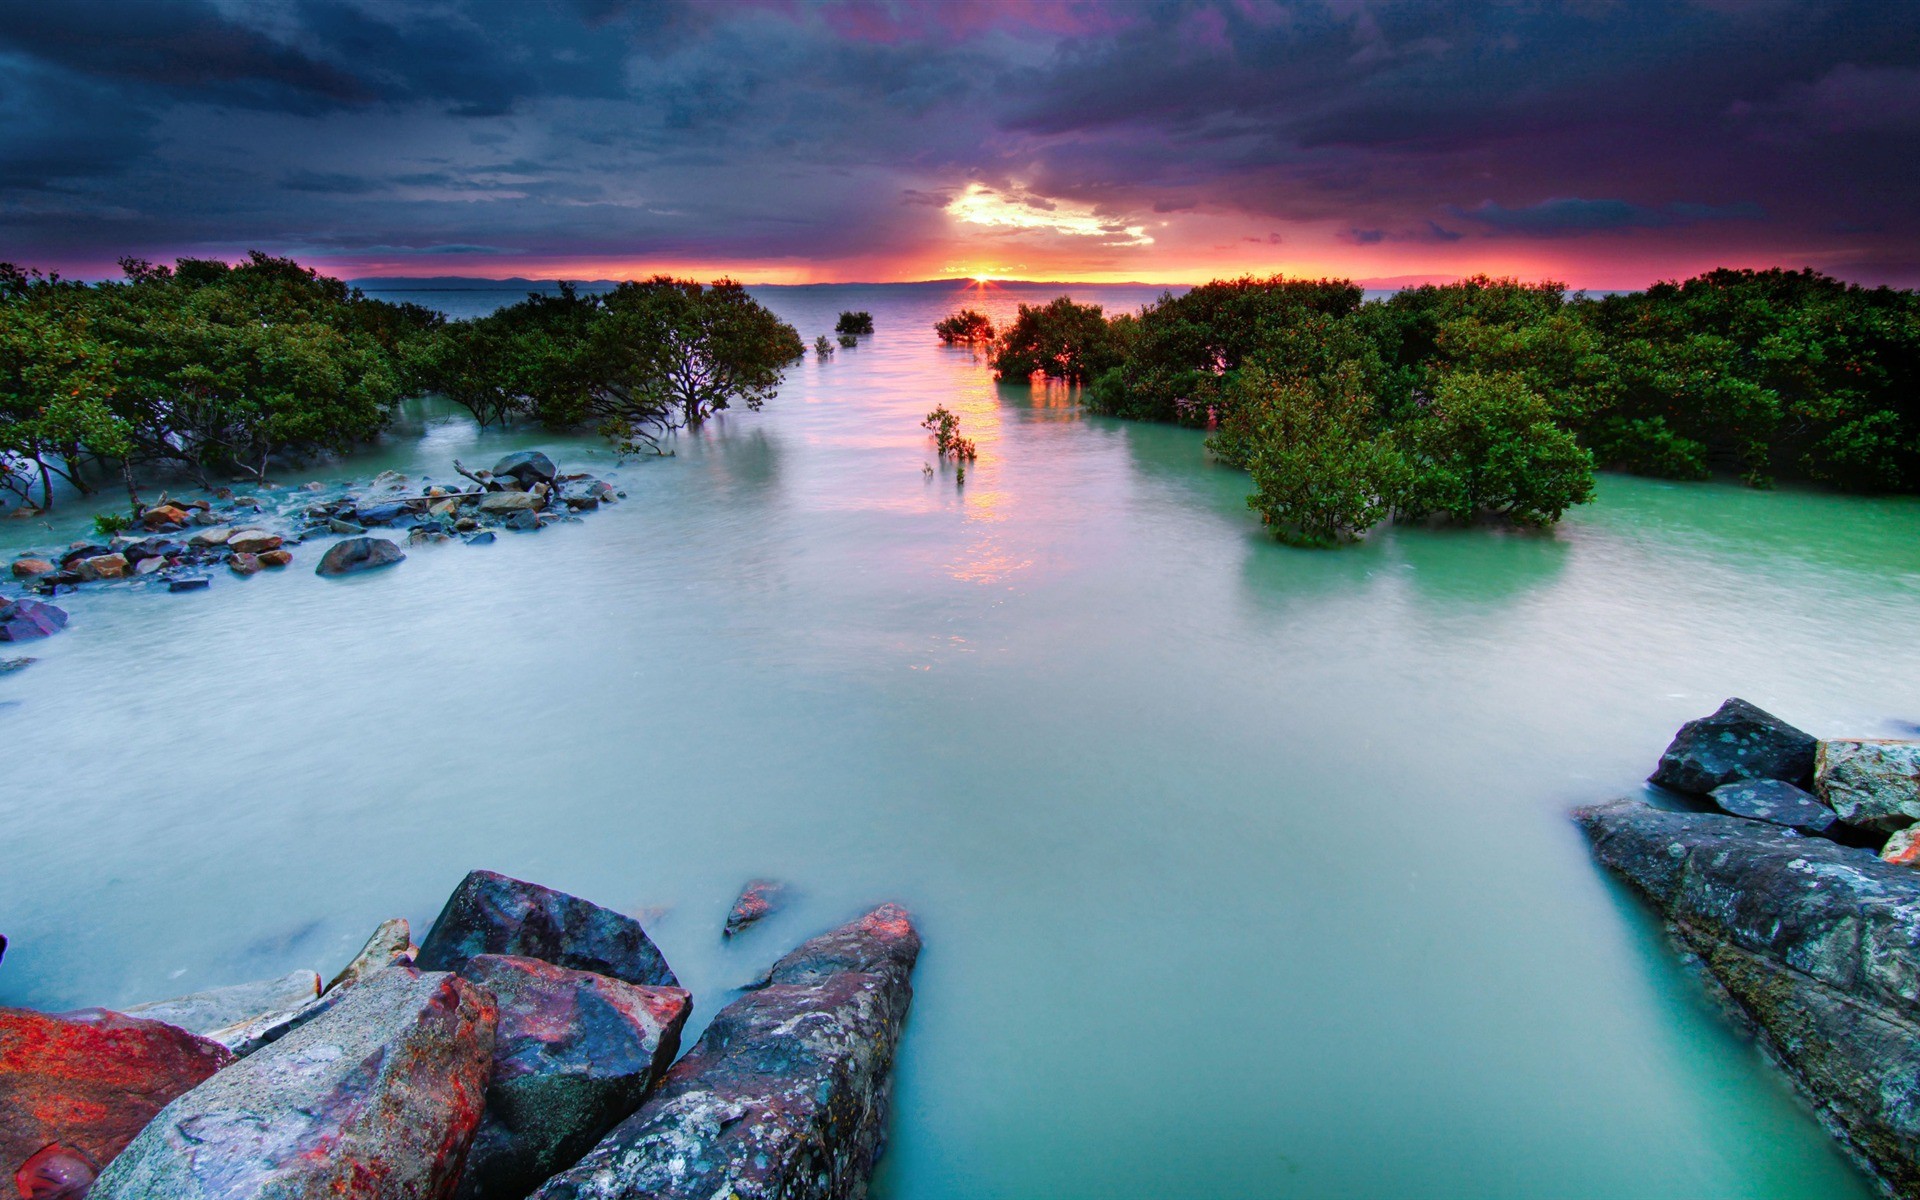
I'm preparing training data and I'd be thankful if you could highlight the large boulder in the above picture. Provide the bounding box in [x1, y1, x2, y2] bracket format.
[122, 970, 320, 1038]
[1707, 778, 1836, 834]
[1, 1007, 233, 1191]
[0, 598, 68, 642]
[1648, 698, 1817, 795]
[529, 905, 920, 1200]
[91, 968, 496, 1200]
[315, 536, 406, 576]
[493, 452, 558, 488]
[1577, 800, 1920, 1195]
[1817, 739, 1920, 834]
[454, 956, 691, 1200]
[416, 870, 678, 988]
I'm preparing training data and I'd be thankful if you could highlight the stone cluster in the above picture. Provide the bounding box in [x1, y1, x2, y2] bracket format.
[1579, 698, 1920, 1195]
[0, 872, 915, 1200]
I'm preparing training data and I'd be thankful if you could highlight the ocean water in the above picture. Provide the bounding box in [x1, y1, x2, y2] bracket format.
[5, 281, 1918, 1198]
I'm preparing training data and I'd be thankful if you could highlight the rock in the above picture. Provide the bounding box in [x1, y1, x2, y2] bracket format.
[257, 549, 292, 568]
[581, 480, 617, 503]
[1577, 800, 1920, 1195]
[326, 918, 414, 993]
[227, 552, 261, 576]
[123, 970, 321, 1037]
[530, 905, 920, 1200]
[454, 955, 691, 1200]
[58, 544, 110, 566]
[10, 558, 53, 578]
[455, 517, 480, 532]
[370, 470, 408, 490]
[140, 505, 189, 530]
[74, 553, 129, 581]
[355, 502, 407, 526]
[1648, 698, 1818, 795]
[0, 657, 33, 674]
[416, 870, 678, 988]
[461, 531, 495, 546]
[1882, 827, 1920, 867]
[1817, 739, 1920, 834]
[227, 530, 282, 554]
[132, 556, 165, 576]
[430, 499, 461, 517]
[0, 1007, 233, 1188]
[229, 495, 259, 509]
[0, 598, 69, 642]
[167, 578, 209, 593]
[724, 879, 786, 938]
[186, 527, 232, 547]
[492, 451, 558, 488]
[328, 517, 367, 535]
[16, 1142, 97, 1199]
[315, 537, 405, 576]
[505, 509, 539, 531]
[122, 539, 179, 566]
[91, 968, 496, 1200]
[1707, 778, 1836, 833]
[479, 490, 540, 515]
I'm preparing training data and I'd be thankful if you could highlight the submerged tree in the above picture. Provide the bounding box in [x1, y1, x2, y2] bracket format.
[836, 311, 875, 335]
[923, 404, 978, 483]
[934, 309, 994, 345]
[990, 297, 1119, 383]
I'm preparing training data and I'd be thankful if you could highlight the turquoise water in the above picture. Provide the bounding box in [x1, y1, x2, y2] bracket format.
[6, 282, 1920, 1198]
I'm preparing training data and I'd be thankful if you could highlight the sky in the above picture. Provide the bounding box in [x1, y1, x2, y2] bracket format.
[2, 0, 1917, 288]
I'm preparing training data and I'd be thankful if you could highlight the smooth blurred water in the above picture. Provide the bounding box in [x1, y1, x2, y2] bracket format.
[5, 281, 1919, 1198]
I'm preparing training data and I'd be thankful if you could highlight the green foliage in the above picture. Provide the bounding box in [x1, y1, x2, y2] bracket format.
[1216, 364, 1398, 546]
[934, 309, 995, 345]
[990, 296, 1118, 384]
[1391, 372, 1595, 527]
[814, 335, 833, 359]
[835, 311, 874, 335]
[415, 278, 803, 455]
[92, 511, 132, 536]
[923, 404, 977, 483]
[837, 332, 858, 349]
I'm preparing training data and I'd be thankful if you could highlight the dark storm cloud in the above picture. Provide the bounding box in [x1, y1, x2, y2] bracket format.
[0, 0, 1916, 280]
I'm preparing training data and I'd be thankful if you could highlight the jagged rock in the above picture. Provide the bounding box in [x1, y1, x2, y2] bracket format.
[1648, 698, 1818, 795]
[1577, 799, 1920, 1195]
[493, 451, 557, 488]
[1707, 778, 1836, 833]
[454, 955, 691, 1200]
[326, 917, 414, 993]
[530, 905, 920, 1200]
[11, 557, 53, 578]
[0, 598, 68, 642]
[723, 879, 786, 938]
[505, 509, 539, 531]
[328, 517, 367, 535]
[1817, 739, 1920, 834]
[315, 537, 405, 576]
[1883, 827, 1920, 867]
[227, 530, 282, 554]
[479, 491, 540, 514]
[417, 870, 678, 988]
[91, 969, 496, 1200]
[0, 1007, 233, 1189]
[123, 970, 320, 1038]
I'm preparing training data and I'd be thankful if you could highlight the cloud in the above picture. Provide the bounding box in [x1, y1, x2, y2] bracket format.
[1454, 198, 1766, 236]
[946, 183, 1153, 246]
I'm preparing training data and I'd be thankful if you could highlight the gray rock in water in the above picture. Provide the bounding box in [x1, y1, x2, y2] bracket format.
[122, 969, 321, 1038]
[0, 598, 68, 642]
[723, 879, 786, 938]
[479, 490, 540, 515]
[327, 517, 367, 535]
[325, 917, 413, 994]
[493, 451, 558, 488]
[465, 531, 497, 546]
[167, 577, 210, 593]
[1577, 799, 1920, 1195]
[505, 509, 539, 531]
[1707, 778, 1836, 833]
[91, 968, 497, 1200]
[416, 869, 678, 989]
[0, 657, 32, 675]
[1649, 698, 1817, 795]
[315, 536, 405, 576]
[453, 955, 691, 1200]
[529, 905, 920, 1200]
[1817, 739, 1920, 834]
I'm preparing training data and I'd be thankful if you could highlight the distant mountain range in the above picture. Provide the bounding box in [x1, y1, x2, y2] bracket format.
[347, 275, 1464, 293]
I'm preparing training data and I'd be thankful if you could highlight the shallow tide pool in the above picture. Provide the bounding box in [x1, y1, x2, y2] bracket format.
[5, 282, 1919, 1198]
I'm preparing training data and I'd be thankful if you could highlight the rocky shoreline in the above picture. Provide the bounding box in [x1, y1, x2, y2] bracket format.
[0, 872, 918, 1200]
[1, 449, 625, 659]
[1581, 699, 1920, 1196]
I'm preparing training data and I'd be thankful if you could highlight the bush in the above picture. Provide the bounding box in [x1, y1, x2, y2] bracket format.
[1215, 364, 1398, 546]
[990, 297, 1118, 383]
[836, 311, 874, 335]
[1391, 372, 1595, 527]
[934, 309, 994, 345]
